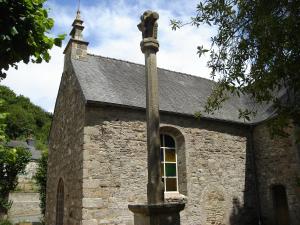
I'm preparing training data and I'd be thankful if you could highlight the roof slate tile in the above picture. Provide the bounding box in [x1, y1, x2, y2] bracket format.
[71, 54, 273, 124]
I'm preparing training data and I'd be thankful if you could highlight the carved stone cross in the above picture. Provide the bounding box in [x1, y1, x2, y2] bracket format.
[138, 10, 164, 205]
[128, 11, 185, 225]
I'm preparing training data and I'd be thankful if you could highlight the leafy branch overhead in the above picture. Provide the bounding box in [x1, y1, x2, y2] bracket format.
[171, 0, 300, 132]
[0, 0, 65, 79]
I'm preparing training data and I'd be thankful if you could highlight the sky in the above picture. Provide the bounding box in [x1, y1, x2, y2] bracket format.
[2, 0, 215, 112]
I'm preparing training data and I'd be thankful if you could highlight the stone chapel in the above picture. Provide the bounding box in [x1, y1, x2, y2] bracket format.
[45, 11, 300, 225]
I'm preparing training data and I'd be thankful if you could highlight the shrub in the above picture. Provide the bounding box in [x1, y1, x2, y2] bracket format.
[0, 147, 31, 217]
[34, 150, 48, 217]
[0, 219, 13, 225]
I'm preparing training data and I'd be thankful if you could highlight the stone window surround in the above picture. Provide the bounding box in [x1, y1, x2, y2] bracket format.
[160, 126, 187, 201]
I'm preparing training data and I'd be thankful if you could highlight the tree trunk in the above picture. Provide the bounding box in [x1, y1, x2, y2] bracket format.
[0, 194, 10, 219]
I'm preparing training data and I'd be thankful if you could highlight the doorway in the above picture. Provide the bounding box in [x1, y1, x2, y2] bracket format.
[272, 185, 290, 225]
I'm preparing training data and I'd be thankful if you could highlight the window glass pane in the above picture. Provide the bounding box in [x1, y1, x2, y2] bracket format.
[165, 149, 176, 162]
[165, 163, 176, 177]
[166, 178, 177, 191]
[160, 134, 178, 193]
[160, 149, 164, 161]
[164, 135, 175, 147]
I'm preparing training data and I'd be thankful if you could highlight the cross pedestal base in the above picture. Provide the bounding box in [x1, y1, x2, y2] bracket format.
[128, 202, 185, 225]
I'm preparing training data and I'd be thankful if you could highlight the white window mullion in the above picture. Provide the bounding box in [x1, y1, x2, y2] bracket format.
[163, 135, 166, 192]
[175, 143, 178, 192]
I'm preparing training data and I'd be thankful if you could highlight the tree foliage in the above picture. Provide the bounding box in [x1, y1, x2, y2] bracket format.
[0, 147, 31, 216]
[34, 150, 48, 217]
[0, 96, 31, 216]
[0, 85, 51, 217]
[0, 85, 52, 144]
[0, 0, 65, 79]
[171, 0, 300, 133]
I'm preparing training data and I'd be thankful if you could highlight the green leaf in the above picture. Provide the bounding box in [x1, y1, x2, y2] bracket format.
[0, 0, 64, 77]
[170, 19, 182, 31]
[54, 34, 66, 47]
[194, 111, 202, 119]
[197, 45, 209, 57]
[10, 27, 18, 36]
[57, 34, 66, 39]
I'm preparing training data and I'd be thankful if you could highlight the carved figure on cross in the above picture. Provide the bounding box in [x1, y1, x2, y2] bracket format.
[138, 10, 159, 40]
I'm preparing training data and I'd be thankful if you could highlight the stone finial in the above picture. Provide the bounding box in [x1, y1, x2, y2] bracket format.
[70, 10, 84, 40]
[137, 11, 159, 53]
[75, 9, 81, 20]
[63, 10, 89, 61]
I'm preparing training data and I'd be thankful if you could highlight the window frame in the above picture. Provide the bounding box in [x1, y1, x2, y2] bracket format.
[160, 133, 179, 193]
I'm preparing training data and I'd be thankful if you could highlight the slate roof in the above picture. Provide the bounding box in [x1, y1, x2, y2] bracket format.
[6, 140, 42, 160]
[71, 54, 274, 124]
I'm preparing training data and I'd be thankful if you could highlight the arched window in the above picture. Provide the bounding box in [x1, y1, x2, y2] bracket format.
[160, 134, 178, 192]
[272, 185, 290, 225]
[160, 126, 187, 196]
[56, 178, 64, 225]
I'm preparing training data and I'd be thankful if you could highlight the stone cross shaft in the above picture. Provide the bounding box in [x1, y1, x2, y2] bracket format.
[138, 10, 164, 204]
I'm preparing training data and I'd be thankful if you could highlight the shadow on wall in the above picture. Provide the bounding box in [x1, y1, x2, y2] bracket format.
[229, 133, 260, 225]
[229, 197, 258, 225]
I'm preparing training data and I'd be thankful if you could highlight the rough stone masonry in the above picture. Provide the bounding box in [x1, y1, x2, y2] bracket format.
[45, 9, 300, 225]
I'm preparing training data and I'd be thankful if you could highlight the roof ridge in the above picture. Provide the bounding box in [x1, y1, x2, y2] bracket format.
[86, 53, 214, 83]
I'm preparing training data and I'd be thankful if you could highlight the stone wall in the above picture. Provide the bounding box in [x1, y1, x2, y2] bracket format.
[8, 193, 41, 224]
[45, 69, 85, 225]
[82, 104, 258, 225]
[253, 123, 300, 225]
[8, 162, 42, 224]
